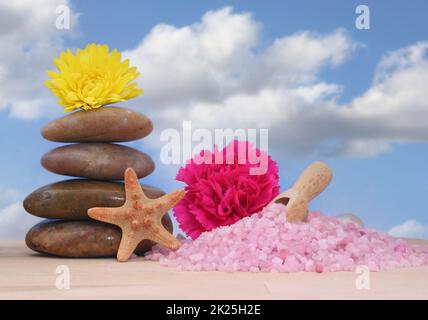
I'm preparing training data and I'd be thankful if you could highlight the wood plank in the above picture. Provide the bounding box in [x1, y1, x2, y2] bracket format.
[0, 241, 427, 299]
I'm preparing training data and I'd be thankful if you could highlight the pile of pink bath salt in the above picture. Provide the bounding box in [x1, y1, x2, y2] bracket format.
[145, 203, 428, 273]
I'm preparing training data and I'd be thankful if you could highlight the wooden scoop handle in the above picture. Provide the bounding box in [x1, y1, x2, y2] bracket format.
[272, 162, 332, 222]
[291, 161, 332, 203]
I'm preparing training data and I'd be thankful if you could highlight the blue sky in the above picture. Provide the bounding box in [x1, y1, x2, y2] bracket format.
[1, 0, 428, 239]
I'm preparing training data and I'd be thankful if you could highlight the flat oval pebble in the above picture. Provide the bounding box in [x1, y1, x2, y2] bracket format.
[41, 107, 153, 142]
[335, 213, 364, 227]
[26, 218, 173, 258]
[41, 143, 154, 180]
[23, 179, 165, 220]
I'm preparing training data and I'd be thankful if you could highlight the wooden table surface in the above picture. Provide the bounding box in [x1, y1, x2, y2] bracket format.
[1, 241, 428, 300]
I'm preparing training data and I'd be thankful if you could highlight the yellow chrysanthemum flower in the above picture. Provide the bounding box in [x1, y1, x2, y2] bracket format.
[45, 43, 143, 112]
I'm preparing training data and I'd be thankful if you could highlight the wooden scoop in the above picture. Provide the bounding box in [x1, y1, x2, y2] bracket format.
[270, 161, 333, 222]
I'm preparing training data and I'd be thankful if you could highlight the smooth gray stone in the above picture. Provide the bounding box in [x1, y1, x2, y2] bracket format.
[23, 179, 165, 220]
[41, 143, 155, 180]
[26, 218, 173, 258]
[41, 106, 153, 143]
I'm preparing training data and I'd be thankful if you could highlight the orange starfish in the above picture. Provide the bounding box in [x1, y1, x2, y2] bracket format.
[88, 168, 185, 262]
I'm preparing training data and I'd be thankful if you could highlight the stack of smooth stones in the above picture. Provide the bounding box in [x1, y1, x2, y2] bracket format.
[23, 107, 173, 258]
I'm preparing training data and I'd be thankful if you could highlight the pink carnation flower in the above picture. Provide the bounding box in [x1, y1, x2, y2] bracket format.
[174, 140, 280, 239]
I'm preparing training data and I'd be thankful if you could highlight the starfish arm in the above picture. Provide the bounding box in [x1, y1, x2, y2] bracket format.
[87, 170, 185, 262]
[148, 225, 181, 250]
[117, 230, 143, 262]
[152, 189, 186, 216]
[124, 168, 148, 201]
[87, 207, 121, 226]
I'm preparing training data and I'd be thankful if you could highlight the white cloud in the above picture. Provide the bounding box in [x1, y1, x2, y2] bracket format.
[4, 5, 428, 158]
[388, 219, 428, 239]
[124, 7, 260, 109]
[125, 7, 355, 111]
[0, 186, 21, 204]
[0, 0, 79, 119]
[0, 187, 41, 240]
[121, 7, 428, 158]
[0, 202, 41, 240]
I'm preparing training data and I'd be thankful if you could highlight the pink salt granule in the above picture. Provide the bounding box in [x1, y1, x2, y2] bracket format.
[146, 203, 428, 273]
